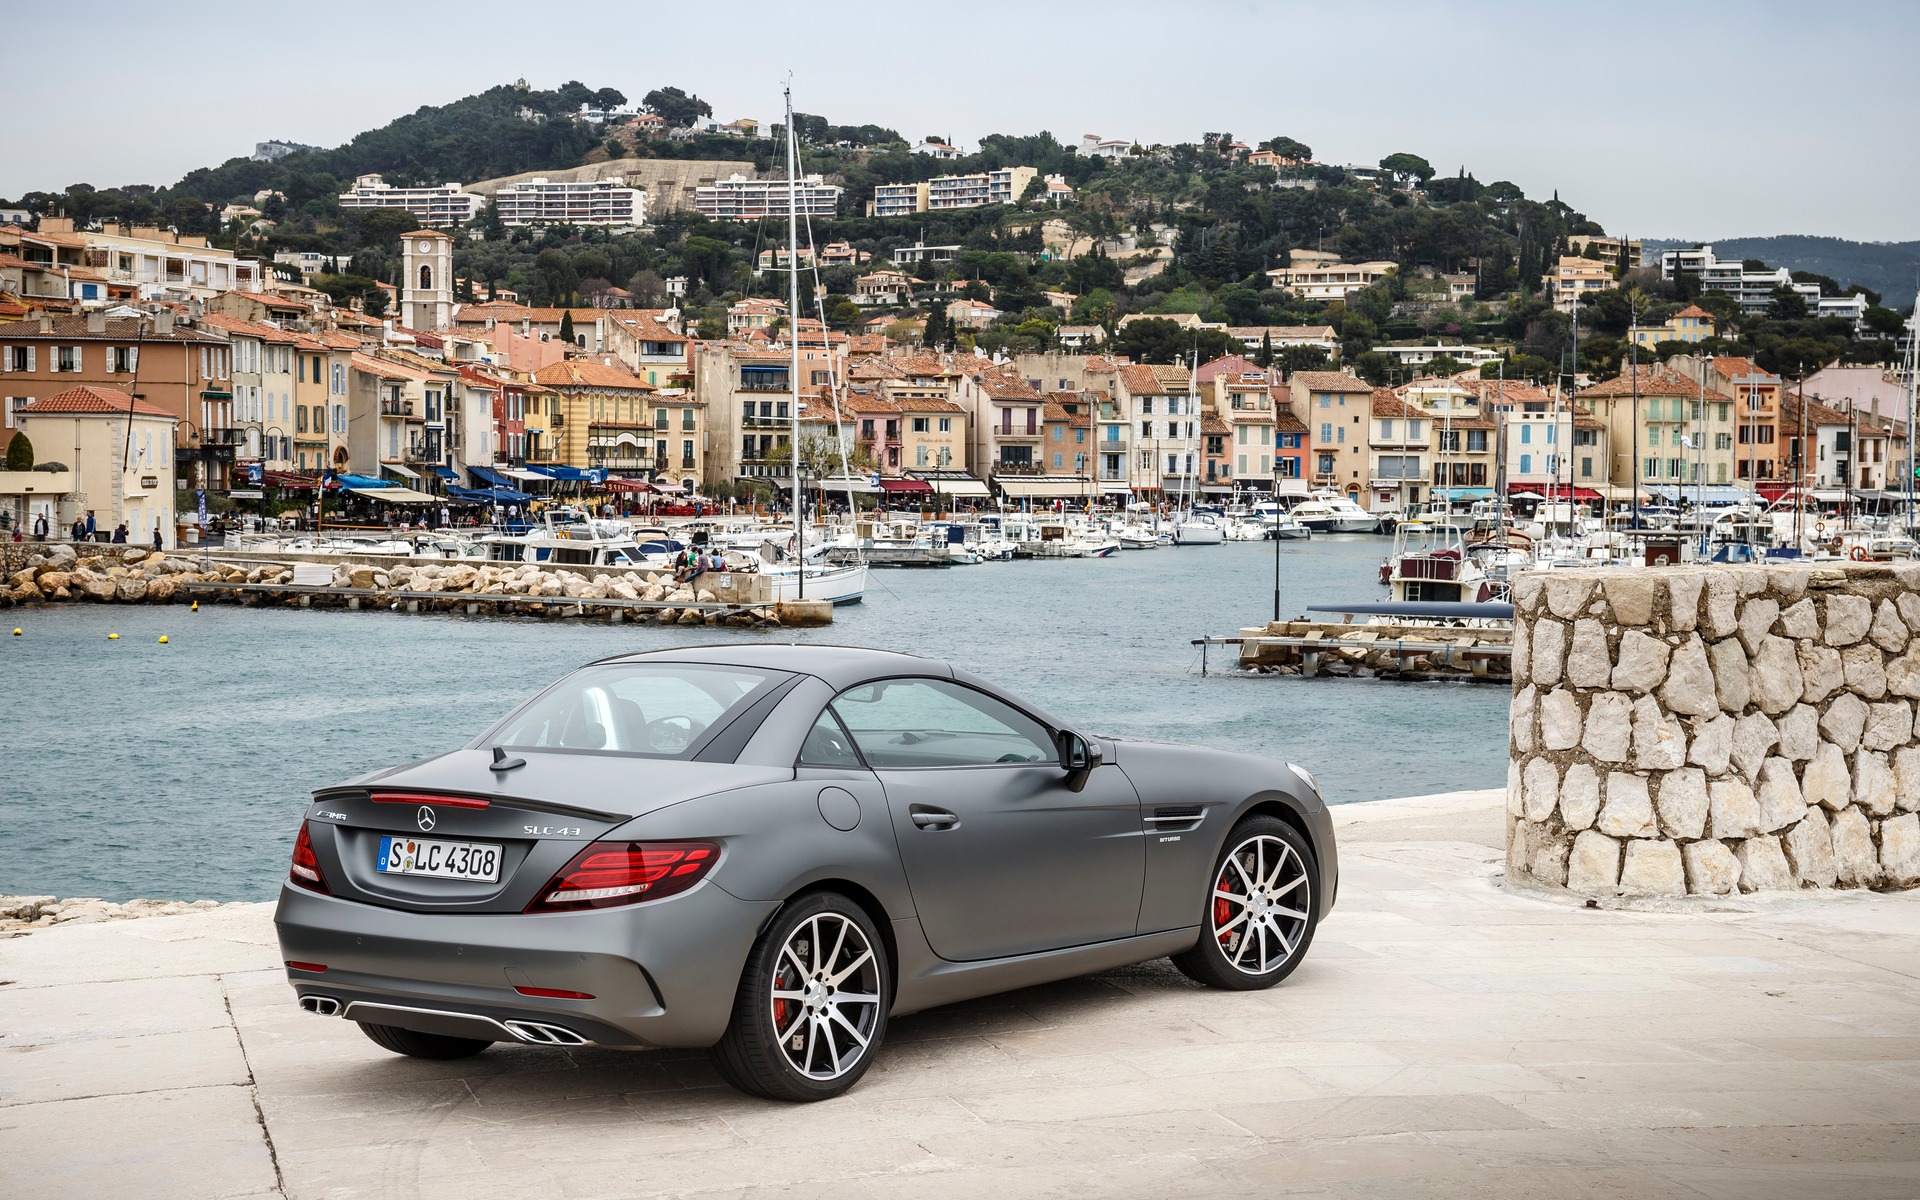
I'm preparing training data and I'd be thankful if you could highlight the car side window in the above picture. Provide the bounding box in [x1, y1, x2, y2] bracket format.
[798, 707, 864, 769]
[830, 678, 1055, 769]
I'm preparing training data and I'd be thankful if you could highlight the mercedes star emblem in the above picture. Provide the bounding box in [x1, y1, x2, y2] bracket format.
[417, 806, 436, 832]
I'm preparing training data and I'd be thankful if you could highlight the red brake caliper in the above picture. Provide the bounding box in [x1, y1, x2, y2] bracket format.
[773, 967, 789, 1028]
[1214, 867, 1236, 947]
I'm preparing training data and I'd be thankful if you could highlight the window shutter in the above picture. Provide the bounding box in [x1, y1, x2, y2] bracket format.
[2, 348, 10, 372]
[26, 347, 35, 372]
[129, 347, 138, 374]
[72, 346, 82, 373]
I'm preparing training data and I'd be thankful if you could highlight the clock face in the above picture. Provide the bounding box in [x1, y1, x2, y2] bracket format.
[417, 240, 433, 253]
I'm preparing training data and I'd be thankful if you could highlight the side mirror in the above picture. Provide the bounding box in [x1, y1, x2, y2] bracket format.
[1056, 731, 1103, 790]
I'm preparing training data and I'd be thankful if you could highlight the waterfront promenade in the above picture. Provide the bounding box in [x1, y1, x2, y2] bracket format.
[3, 788, 1917, 1199]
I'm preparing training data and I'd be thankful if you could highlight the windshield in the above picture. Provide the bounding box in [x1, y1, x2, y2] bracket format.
[486, 663, 786, 758]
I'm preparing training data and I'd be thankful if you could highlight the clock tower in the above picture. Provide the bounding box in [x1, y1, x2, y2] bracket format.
[401, 230, 453, 331]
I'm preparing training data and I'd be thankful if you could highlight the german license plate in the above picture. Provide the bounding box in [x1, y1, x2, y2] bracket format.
[376, 836, 501, 882]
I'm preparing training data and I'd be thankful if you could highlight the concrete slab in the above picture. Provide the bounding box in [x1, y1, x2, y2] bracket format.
[0, 788, 1916, 1198]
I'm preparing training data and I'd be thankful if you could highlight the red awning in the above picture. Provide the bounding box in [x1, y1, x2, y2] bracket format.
[1755, 482, 1792, 501]
[601, 478, 653, 493]
[877, 478, 933, 493]
[262, 470, 324, 490]
[1507, 485, 1601, 501]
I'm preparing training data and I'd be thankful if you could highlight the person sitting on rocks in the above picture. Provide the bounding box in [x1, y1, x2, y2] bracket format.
[111, 523, 128, 544]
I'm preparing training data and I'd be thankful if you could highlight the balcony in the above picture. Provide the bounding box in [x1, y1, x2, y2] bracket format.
[994, 462, 1044, 477]
[995, 426, 1043, 441]
[380, 399, 414, 417]
[201, 429, 245, 446]
[738, 374, 792, 393]
[402, 444, 440, 464]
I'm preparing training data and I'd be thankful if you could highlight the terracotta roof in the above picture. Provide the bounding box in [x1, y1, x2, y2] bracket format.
[1201, 413, 1231, 435]
[1672, 305, 1715, 321]
[225, 290, 312, 311]
[455, 302, 605, 326]
[1272, 408, 1309, 434]
[845, 394, 902, 415]
[1581, 367, 1731, 402]
[199, 312, 299, 343]
[532, 359, 655, 390]
[1195, 354, 1271, 383]
[972, 366, 1040, 401]
[610, 311, 687, 344]
[0, 314, 223, 343]
[898, 396, 964, 413]
[1291, 370, 1372, 393]
[18, 385, 174, 418]
[405, 229, 452, 240]
[351, 353, 428, 381]
[1370, 388, 1426, 419]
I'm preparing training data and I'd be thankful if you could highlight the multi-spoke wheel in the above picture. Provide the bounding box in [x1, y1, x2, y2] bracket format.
[1172, 816, 1319, 990]
[711, 892, 889, 1101]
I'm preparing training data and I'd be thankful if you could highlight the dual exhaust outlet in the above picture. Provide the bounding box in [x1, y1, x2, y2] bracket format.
[298, 993, 588, 1046]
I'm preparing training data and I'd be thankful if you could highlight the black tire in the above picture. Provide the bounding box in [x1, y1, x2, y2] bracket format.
[1172, 815, 1319, 991]
[710, 892, 890, 1102]
[357, 1021, 493, 1060]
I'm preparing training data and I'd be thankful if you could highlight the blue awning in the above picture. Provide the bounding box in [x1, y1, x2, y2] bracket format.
[1432, 487, 1493, 500]
[525, 465, 607, 483]
[335, 473, 391, 490]
[1648, 485, 1753, 505]
[430, 465, 457, 480]
[448, 484, 534, 504]
[469, 465, 512, 488]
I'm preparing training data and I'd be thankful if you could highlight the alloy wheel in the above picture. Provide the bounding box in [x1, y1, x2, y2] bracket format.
[1210, 833, 1312, 976]
[771, 912, 883, 1081]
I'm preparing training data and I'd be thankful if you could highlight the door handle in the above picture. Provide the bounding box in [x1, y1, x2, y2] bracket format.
[910, 807, 959, 829]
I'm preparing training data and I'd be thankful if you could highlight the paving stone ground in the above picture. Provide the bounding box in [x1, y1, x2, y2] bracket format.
[3, 789, 1918, 1199]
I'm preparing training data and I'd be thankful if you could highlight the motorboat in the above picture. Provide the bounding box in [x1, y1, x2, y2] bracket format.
[1172, 512, 1225, 546]
[1113, 521, 1169, 549]
[484, 509, 663, 568]
[1290, 494, 1378, 534]
[1380, 521, 1501, 604]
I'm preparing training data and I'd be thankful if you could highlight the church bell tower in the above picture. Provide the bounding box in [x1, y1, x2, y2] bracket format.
[401, 230, 453, 331]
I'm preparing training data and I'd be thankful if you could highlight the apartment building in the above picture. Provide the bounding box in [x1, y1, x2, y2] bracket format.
[1544, 256, 1615, 313]
[1264, 257, 1397, 301]
[1629, 304, 1719, 349]
[1579, 366, 1738, 492]
[693, 344, 796, 483]
[337, 174, 481, 227]
[200, 313, 299, 472]
[853, 271, 915, 307]
[900, 396, 968, 477]
[955, 365, 1048, 491]
[1115, 363, 1200, 495]
[604, 310, 689, 388]
[493, 177, 647, 227]
[647, 385, 707, 492]
[1225, 325, 1338, 355]
[346, 350, 461, 487]
[1367, 390, 1431, 511]
[531, 358, 658, 480]
[1290, 371, 1373, 495]
[0, 312, 235, 488]
[1659, 245, 1834, 318]
[34, 218, 264, 302]
[292, 333, 355, 474]
[694, 174, 842, 220]
[0, 225, 120, 305]
[6, 385, 177, 545]
[726, 298, 787, 338]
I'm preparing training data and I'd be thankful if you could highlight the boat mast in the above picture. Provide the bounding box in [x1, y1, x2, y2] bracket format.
[785, 84, 804, 598]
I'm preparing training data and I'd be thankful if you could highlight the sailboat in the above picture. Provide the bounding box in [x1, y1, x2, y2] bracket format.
[762, 83, 867, 605]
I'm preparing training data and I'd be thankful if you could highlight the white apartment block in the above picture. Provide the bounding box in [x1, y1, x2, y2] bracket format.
[870, 168, 1037, 217]
[1264, 259, 1398, 300]
[694, 174, 842, 220]
[1659, 245, 1827, 317]
[337, 174, 482, 227]
[493, 177, 647, 227]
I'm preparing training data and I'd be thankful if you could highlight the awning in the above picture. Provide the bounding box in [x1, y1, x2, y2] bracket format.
[502, 468, 548, 482]
[878, 478, 933, 494]
[909, 472, 990, 497]
[430, 466, 456, 480]
[602, 478, 653, 493]
[1431, 487, 1495, 499]
[469, 465, 513, 488]
[1275, 479, 1309, 497]
[261, 470, 323, 490]
[1099, 482, 1133, 496]
[526, 464, 607, 483]
[997, 476, 1094, 499]
[348, 486, 439, 503]
[382, 463, 419, 480]
[335, 473, 391, 490]
[447, 484, 534, 504]
[820, 475, 878, 494]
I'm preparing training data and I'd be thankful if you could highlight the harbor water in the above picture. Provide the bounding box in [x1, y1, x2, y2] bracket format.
[0, 535, 1507, 902]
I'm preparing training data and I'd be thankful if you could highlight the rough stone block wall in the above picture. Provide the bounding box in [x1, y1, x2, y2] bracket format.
[1507, 563, 1920, 897]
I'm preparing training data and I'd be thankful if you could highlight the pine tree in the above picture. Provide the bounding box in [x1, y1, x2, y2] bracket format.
[1256, 331, 1273, 369]
[4, 432, 32, 471]
[559, 310, 576, 346]
[922, 304, 950, 349]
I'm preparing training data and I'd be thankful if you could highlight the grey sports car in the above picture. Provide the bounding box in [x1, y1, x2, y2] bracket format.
[276, 645, 1337, 1101]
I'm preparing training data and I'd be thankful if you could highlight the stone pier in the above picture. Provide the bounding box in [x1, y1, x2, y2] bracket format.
[1507, 564, 1920, 898]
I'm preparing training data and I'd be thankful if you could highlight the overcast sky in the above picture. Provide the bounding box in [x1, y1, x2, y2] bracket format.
[5, 1, 1915, 242]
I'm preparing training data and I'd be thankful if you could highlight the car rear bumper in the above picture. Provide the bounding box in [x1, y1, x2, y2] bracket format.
[273, 880, 778, 1048]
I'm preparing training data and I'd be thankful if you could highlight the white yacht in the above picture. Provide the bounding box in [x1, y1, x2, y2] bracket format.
[1290, 493, 1378, 534]
[1172, 512, 1225, 545]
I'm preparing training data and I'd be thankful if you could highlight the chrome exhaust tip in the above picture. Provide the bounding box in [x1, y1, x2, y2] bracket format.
[300, 995, 342, 1016]
[504, 1019, 589, 1046]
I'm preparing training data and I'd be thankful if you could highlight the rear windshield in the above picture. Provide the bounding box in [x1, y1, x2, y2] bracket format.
[485, 663, 785, 758]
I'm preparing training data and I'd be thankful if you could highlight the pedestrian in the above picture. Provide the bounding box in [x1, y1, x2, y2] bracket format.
[34, 512, 49, 540]
[111, 523, 128, 544]
[71, 516, 86, 542]
[152, 523, 163, 551]
[85, 510, 97, 540]
[440, 504, 450, 529]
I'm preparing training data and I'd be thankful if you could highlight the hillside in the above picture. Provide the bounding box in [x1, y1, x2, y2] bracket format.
[1650, 235, 1920, 310]
[464, 159, 760, 212]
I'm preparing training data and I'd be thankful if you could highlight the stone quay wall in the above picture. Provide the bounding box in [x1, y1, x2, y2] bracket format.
[1507, 563, 1920, 897]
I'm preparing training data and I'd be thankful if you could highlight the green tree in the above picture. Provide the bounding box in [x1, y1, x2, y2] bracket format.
[1767, 285, 1809, 321]
[1274, 344, 1330, 375]
[1378, 153, 1435, 187]
[4, 431, 33, 471]
[828, 298, 861, 327]
[1863, 305, 1908, 339]
[559, 309, 576, 345]
[354, 205, 417, 250]
[362, 286, 389, 318]
[1259, 136, 1312, 162]
[1256, 330, 1273, 368]
[1113, 318, 1231, 364]
[921, 303, 951, 349]
[643, 86, 713, 129]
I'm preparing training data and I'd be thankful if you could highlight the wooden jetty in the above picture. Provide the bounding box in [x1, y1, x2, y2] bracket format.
[1196, 601, 1513, 683]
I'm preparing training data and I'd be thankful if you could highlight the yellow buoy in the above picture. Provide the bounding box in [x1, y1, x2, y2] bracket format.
[11, 628, 20, 636]
[190, 601, 199, 611]
[158, 635, 169, 644]
[108, 633, 120, 640]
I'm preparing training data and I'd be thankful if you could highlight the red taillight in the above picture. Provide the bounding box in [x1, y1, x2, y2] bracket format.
[290, 821, 331, 894]
[514, 986, 595, 1000]
[524, 841, 718, 914]
[370, 792, 491, 809]
[285, 961, 328, 973]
